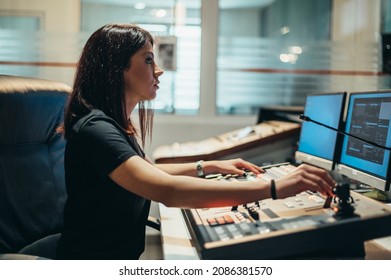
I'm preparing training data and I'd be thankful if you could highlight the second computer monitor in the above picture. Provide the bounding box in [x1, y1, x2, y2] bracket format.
[338, 91, 391, 191]
[296, 92, 346, 170]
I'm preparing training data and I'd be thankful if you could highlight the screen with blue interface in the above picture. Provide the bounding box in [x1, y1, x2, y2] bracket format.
[340, 92, 391, 179]
[298, 93, 345, 161]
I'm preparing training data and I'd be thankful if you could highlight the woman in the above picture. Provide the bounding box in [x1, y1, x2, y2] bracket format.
[56, 23, 334, 260]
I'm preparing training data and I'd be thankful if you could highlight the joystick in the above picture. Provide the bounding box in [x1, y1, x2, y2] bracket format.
[332, 183, 359, 219]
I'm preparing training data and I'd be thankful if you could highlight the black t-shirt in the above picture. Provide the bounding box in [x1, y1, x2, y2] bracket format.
[56, 110, 150, 260]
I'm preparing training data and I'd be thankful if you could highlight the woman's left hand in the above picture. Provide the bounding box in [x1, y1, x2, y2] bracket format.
[204, 158, 264, 176]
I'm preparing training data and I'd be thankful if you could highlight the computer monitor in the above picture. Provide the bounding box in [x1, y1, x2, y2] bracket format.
[295, 92, 346, 170]
[337, 91, 391, 191]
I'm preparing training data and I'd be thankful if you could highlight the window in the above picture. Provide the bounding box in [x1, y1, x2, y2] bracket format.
[216, 0, 386, 115]
[0, 0, 201, 115]
[81, 0, 202, 114]
[0, 0, 388, 117]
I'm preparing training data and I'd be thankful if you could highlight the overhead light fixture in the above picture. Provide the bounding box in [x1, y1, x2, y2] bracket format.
[279, 53, 298, 64]
[290, 46, 302, 54]
[156, 9, 167, 18]
[134, 2, 146, 10]
[280, 26, 290, 35]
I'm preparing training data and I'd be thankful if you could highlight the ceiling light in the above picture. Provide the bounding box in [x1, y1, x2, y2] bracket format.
[156, 9, 167, 18]
[134, 2, 146, 10]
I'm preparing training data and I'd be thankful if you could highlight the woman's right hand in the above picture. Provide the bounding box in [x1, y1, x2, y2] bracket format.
[274, 164, 335, 199]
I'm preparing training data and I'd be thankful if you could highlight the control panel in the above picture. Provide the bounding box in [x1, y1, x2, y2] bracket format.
[182, 170, 391, 259]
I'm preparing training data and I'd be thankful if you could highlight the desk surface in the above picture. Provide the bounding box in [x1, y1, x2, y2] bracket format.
[158, 203, 391, 260]
[159, 204, 198, 260]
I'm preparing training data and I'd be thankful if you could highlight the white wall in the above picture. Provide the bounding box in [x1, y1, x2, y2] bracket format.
[0, 0, 81, 32]
[332, 0, 381, 42]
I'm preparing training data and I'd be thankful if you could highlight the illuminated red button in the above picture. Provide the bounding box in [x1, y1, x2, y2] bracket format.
[223, 215, 234, 224]
[207, 218, 218, 226]
[216, 217, 226, 225]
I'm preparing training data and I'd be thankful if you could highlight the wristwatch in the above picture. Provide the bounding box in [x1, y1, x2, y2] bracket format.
[196, 160, 205, 177]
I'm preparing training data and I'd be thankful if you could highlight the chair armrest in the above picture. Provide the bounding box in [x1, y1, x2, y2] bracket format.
[146, 215, 161, 231]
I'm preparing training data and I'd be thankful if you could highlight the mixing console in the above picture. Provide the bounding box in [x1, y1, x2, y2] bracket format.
[182, 166, 391, 259]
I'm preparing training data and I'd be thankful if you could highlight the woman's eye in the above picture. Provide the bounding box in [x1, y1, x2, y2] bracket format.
[146, 57, 153, 64]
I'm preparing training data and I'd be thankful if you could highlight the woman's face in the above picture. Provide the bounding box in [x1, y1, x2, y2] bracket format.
[123, 42, 163, 110]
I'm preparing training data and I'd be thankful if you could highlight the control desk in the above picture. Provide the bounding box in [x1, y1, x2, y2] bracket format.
[153, 121, 300, 164]
[176, 165, 391, 259]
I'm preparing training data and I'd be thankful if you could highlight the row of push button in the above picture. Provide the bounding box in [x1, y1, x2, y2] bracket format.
[207, 215, 234, 226]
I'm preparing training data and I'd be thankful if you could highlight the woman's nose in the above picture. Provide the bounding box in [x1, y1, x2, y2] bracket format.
[154, 64, 164, 77]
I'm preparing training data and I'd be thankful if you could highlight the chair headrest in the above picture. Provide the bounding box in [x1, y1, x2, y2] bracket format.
[0, 75, 71, 94]
[0, 75, 71, 145]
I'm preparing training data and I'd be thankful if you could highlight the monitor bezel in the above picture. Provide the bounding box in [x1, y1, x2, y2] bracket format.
[336, 90, 391, 191]
[296, 91, 347, 171]
[295, 151, 334, 170]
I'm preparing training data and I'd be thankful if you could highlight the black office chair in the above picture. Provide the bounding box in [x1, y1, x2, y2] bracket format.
[0, 75, 70, 259]
[0, 75, 160, 260]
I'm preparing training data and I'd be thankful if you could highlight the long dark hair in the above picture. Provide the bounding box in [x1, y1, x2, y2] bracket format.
[63, 23, 154, 147]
